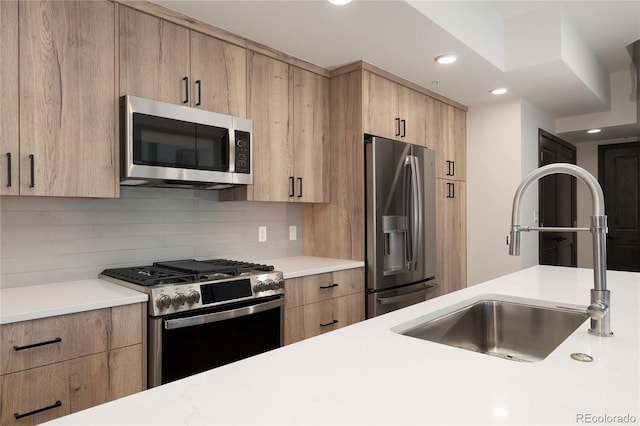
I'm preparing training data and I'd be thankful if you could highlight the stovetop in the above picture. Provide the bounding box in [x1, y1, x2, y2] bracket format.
[101, 259, 275, 286]
[100, 259, 284, 317]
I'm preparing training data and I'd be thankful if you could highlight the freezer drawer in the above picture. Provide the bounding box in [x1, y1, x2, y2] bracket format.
[366, 281, 437, 318]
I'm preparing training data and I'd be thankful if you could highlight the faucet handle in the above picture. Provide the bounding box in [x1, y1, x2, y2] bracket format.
[587, 302, 608, 320]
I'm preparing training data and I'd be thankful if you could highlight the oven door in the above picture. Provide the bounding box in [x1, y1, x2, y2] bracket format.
[149, 295, 283, 388]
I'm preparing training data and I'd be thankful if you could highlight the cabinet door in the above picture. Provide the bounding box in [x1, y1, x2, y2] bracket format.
[19, 0, 117, 197]
[436, 179, 467, 295]
[363, 71, 399, 140]
[398, 86, 428, 146]
[0, 0, 19, 195]
[119, 6, 190, 104]
[430, 99, 466, 181]
[0, 363, 70, 426]
[190, 32, 246, 116]
[68, 345, 143, 412]
[451, 107, 467, 181]
[248, 52, 292, 202]
[292, 67, 329, 202]
[299, 293, 364, 339]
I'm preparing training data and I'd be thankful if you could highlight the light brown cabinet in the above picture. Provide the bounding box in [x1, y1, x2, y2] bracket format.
[221, 52, 329, 203]
[428, 98, 466, 181]
[436, 180, 467, 295]
[362, 71, 429, 146]
[0, 0, 118, 198]
[119, 6, 246, 117]
[284, 268, 364, 344]
[0, 1, 19, 196]
[0, 304, 145, 426]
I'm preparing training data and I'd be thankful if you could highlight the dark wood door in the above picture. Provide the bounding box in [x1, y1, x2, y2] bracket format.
[538, 130, 577, 266]
[599, 142, 640, 272]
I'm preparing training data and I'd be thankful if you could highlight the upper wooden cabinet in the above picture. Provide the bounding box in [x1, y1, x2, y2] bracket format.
[221, 53, 329, 203]
[428, 98, 466, 181]
[119, 6, 246, 117]
[0, 1, 19, 196]
[362, 71, 429, 146]
[10, 0, 118, 198]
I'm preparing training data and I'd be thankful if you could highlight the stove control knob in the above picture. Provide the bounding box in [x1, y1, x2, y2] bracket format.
[186, 290, 200, 304]
[254, 281, 265, 292]
[156, 295, 172, 310]
[263, 279, 275, 290]
[172, 292, 187, 306]
[276, 279, 285, 289]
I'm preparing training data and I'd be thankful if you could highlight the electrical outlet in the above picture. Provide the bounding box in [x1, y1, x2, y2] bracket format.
[258, 226, 267, 242]
[289, 225, 297, 241]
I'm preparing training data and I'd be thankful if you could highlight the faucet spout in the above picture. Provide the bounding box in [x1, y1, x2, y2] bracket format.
[508, 163, 612, 337]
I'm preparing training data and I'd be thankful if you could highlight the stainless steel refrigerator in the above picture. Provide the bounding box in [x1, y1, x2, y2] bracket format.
[365, 135, 438, 318]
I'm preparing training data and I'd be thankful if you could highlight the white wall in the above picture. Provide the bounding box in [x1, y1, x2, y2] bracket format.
[0, 187, 303, 288]
[467, 98, 554, 285]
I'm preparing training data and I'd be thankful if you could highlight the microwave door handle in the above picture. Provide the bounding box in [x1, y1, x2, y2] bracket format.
[228, 127, 236, 173]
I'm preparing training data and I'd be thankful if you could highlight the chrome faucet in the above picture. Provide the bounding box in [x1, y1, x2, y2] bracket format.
[508, 163, 613, 337]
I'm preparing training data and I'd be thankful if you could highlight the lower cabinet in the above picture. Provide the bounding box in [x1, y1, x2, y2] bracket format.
[0, 304, 145, 425]
[284, 268, 364, 345]
[436, 179, 467, 295]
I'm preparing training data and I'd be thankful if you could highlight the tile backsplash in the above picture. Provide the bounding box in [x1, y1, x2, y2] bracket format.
[0, 187, 303, 288]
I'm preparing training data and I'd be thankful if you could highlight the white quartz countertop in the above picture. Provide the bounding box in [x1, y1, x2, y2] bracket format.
[257, 255, 364, 279]
[0, 279, 148, 324]
[46, 266, 639, 425]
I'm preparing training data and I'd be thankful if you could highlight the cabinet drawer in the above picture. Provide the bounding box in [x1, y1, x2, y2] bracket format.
[0, 363, 70, 426]
[285, 268, 364, 308]
[0, 304, 143, 375]
[288, 292, 364, 342]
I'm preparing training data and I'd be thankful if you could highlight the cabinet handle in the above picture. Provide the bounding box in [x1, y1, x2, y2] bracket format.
[446, 160, 455, 176]
[401, 119, 406, 137]
[446, 182, 455, 199]
[320, 319, 338, 327]
[182, 76, 189, 104]
[29, 154, 35, 188]
[289, 177, 295, 197]
[395, 117, 401, 137]
[13, 337, 62, 351]
[6, 153, 11, 187]
[14, 400, 62, 420]
[195, 79, 202, 106]
[297, 177, 302, 198]
[319, 283, 339, 289]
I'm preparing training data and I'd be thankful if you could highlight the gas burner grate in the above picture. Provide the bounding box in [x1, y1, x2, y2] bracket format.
[101, 266, 197, 286]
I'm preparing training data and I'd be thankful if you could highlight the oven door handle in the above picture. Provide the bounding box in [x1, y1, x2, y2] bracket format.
[164, 298, 284, 330]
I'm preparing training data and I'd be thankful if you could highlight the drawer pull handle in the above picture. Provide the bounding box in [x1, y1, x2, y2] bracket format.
[320, 319, 338, 327]
[14, 400, 62, 419]
[13, 337, 62, 351]
[319, 283, 339, 289]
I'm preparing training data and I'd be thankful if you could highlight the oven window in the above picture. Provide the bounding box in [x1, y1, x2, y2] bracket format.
[133, 113, 229, 171]
[161, 302, 282, 384]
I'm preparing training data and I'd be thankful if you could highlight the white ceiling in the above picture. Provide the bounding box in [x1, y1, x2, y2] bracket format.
[152, 0, 640, 135]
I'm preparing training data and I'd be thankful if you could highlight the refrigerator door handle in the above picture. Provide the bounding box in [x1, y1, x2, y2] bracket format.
[407, 155, 422, 270]
[376, 283, 437, 305]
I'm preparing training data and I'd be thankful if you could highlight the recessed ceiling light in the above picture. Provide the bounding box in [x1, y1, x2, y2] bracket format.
[328, 0, 351, 5]
[434, 54, 457, 65]
[490, 88, 508, 95]
[587, 129, 602, 134]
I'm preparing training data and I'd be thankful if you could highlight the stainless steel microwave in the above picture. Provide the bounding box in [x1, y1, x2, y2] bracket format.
[120, 95, 252, 189]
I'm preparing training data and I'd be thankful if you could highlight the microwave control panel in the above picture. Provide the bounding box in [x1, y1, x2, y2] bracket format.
[235, 130, 251, 174]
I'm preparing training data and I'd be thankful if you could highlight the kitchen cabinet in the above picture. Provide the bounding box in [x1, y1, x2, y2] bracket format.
[119, 6, 246, 117]
[362, 71, 429, 146]
[221, 52, 329, 203]
[284, 268, 364, 344]
[428, 98, 467, 181]
[0, 1, 19, 196]
[0, 304, 144, 426]
[3, 0, 117, 198]
[436, 179, 467, 295]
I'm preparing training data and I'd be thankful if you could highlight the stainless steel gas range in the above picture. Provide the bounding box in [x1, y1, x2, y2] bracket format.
[100, 259, 284, 388]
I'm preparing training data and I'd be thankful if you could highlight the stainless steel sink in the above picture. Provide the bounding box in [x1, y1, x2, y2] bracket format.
[396, 297, 589, 362]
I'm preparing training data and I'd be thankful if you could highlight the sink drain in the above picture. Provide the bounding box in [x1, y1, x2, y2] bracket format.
[570, 353, 593, 362]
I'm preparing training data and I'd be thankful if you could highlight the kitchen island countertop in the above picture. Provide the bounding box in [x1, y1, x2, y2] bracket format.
[46, 265, 639, 425]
